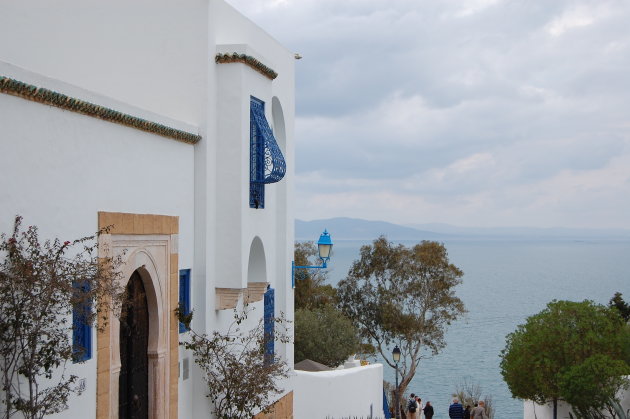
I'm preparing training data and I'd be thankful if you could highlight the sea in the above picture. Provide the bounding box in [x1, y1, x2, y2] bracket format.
[320, 238, 630, 419]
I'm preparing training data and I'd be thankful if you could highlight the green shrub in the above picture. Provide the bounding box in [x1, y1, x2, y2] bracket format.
[295, 305, 360, 367]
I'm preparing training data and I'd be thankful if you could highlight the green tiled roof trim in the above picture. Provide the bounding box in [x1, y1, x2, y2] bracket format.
[0, 76, 201, 144]
[215, 53, 278, 80]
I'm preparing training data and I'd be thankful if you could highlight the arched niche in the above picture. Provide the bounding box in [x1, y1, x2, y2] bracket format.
[270, 96, 289, 364]
[246, 236, 268, 304]
[272, 96, 286, 152]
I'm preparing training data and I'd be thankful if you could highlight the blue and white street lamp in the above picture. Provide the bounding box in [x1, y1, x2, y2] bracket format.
[292, 230, 333, 288]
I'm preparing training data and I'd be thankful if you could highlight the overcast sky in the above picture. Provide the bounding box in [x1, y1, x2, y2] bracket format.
[227, 0, 630, 229]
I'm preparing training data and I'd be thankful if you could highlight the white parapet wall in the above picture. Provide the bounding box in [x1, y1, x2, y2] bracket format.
[524, 379, 630, 419]
[294, 363, 384, 419]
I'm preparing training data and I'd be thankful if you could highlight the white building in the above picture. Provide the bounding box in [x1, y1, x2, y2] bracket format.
[0, 1, 295, 417]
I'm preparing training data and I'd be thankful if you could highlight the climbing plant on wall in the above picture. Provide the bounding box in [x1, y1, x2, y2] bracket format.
[177, 306, 290, 419]
[0, 216, 123, 419]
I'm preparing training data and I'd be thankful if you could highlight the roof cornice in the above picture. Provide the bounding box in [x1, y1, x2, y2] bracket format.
[0, 76, 201, 144]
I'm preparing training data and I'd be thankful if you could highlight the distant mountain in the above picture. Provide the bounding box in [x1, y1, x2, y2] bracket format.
[295, 217, 447, 240]
[295, 217, 630, 241]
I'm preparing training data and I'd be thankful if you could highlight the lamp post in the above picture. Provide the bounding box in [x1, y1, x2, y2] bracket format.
[291, 230, 333, 288]
[392, 345, 401, 419]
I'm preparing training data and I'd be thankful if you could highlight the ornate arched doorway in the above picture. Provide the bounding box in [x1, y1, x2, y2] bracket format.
[97, 212, 179, 419]
[119, 270, 149, 419]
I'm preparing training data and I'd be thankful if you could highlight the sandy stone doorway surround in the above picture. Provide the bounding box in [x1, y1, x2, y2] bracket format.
[97, 212, 179, 419]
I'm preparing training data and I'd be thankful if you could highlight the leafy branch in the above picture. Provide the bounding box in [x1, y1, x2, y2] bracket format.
[0, 216, 123, 419]
[177, 305, 290, 419]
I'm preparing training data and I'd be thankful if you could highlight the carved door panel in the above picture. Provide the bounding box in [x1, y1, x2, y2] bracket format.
[119, 271, 149, 419]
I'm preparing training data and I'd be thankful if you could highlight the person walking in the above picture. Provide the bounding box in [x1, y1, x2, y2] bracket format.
[463, 405, 471, 419]
[471, 400, 488, 419]
[407, 393, 419, 419]
[449, 398, 464, 419]
[423, 401, 434, 419]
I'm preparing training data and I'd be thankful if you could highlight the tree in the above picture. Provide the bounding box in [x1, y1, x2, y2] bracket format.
[623, 324, 630, 366]
[0, 216, 122, 419]
[337, 237, 466, 398]
[177, 306, 290, 419]
[500, 300, 629, 419]
[453, 377, 494, 419]
[610, 292, 630, 323]
[294, 241, 336, 310]
[293, 241, 361, 366]
[610, 292, 630, 367]
[294, 305, 360, 367]
[559, 354, 630, 418]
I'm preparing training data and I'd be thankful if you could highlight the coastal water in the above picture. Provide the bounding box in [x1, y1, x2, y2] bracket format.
[321, 238, 630, 419]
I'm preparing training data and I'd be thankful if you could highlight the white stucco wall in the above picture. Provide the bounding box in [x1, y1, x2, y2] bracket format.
[0, 0, 208, 125]
[1, 0, 295, 417]
[523, 381, 630, 419]
[0, 62, 197, 267]
[210, 0, 296, 373]
[294, 364, 385, 419]
[0, 62, 197, 419]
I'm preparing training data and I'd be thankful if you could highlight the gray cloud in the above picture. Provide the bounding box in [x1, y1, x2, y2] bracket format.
[228, 0, 630, 228]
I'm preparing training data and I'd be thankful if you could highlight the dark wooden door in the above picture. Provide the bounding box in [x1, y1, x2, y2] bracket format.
[119, 271, 149, 419]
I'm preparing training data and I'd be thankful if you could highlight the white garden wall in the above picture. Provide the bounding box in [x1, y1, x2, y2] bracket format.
[294, 364, 384, 419]
[524, 380, 630, 419]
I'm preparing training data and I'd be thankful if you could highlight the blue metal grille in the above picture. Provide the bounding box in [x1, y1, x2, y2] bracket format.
[383, 388, 392, 419]
[263, 287, 275, 364]
[179, 269, 191, 333]
[250, 96, 286, 209]
[72, 281, 92, 363]
[250, 110, 265, 208]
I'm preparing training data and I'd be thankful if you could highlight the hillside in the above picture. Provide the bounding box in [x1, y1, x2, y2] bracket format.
[295, 217, 447, 240]
[296, 218, 630, 241]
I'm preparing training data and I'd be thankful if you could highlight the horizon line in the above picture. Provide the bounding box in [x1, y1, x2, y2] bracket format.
[295, 217, 630, 233]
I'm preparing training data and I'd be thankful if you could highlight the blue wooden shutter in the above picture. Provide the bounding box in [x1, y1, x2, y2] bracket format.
[179, 269, 191, 333]
[263, 287, 275, 364]
[72, 281, 92, 362]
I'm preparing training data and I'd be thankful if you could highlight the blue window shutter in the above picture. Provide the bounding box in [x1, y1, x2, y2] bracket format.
[250, 96, 286, 209]
[263, 287, 275, 364]
[179, 269, 191, 333]
[72, 281, 92, 363]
